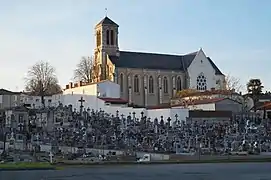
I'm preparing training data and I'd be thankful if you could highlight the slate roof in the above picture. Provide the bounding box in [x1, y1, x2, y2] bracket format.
[109, 51, 224, 75]
[98, 97, 128, 104]
[96, 17, 119, 27]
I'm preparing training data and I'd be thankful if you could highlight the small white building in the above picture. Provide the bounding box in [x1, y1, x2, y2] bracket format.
[174, 98, 242, 113]
[63, 80, 120, 99]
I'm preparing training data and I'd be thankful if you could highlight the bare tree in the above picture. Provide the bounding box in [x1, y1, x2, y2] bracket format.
[25, 61, 62, 106]
[224, 74, 243, 92]
[74, 56, 94, 83]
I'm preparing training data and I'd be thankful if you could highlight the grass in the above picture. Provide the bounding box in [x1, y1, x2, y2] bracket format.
[0, 162, 56, 170]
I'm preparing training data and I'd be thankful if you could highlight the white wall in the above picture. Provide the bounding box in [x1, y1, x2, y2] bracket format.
[187, 49, 217, 90]
[55, 94, 189, 122]
[63, 80, 120, 99]
[187, 103, 215, 111]
[63, 84, 97, 96]
[147, 108, 189, 124]
[58, 94, 105, 111]
[97, 81, 120, 98]
[103, 106, 146, 118]
[170, 107, 189, 122]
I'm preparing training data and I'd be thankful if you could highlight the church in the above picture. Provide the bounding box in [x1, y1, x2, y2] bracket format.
[93, 16, 225, 107]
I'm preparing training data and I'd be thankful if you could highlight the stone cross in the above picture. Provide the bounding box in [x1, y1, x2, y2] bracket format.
[10, 132, 15, 140]
[78, 96, 85, 116]
[49, 152, 54, 163]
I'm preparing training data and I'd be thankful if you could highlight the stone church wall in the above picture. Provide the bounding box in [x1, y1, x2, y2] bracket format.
[117, 67, 186, 107]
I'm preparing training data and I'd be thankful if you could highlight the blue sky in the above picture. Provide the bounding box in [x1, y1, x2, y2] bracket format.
[0, 0, 270, 92]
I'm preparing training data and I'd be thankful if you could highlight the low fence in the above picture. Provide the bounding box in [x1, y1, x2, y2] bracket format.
[0, 141, 170, 161]
[170, 154, 271, 161]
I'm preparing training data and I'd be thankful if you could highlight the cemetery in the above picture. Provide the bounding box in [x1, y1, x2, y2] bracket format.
[0, 80, 271, 165]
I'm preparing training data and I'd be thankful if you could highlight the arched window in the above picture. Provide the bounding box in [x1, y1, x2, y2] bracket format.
[106, 30, 110, 45]
[110, 30, 114, 45]
[196, 73, 207, 91]
[120, 73, 124, 92]
[163, 77, 168, 93]
[134, 75, 139, 93]
[148, 76, 154, 93]
[176, 77, 182, 91]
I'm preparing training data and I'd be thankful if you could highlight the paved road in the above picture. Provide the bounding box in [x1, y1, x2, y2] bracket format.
[1, 163, 271, 180]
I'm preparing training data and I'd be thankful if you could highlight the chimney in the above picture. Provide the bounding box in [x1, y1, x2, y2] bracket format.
[65, 84, 69, 89]
[69, 82, 73, 89]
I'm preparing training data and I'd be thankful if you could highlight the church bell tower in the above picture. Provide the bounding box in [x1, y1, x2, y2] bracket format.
[94, 16, 119, 57]
[94, 16, 119, 81]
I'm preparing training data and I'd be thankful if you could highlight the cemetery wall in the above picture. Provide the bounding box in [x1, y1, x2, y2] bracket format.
[0, 142, 170, 161]
[170, 107, 189, 122]
[60, 94, 105, 111]
[147, 108, 189, 124]
[56, 94, 189, 121]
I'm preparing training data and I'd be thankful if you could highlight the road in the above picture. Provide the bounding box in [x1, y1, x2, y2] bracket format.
[1, 162, 271, 180]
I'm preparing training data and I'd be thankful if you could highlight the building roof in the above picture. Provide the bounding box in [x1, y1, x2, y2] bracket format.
[0, 89, 21, 95]
[109, 51, 223, 75]
[185, 98, 241, 106]
[96, 16, 119, 27]
[189, 98, 226, 105]
[98, 97, 128, 104]
[257, 102, 271, 110]
[207, 57, 223, 75]
[171, 98, 241, 107]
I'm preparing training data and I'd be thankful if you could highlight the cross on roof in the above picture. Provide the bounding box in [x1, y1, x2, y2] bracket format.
[105, 8, 108, 17]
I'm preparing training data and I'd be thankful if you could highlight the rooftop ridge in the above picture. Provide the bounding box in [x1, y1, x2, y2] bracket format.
[119, 50, 198, 57]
